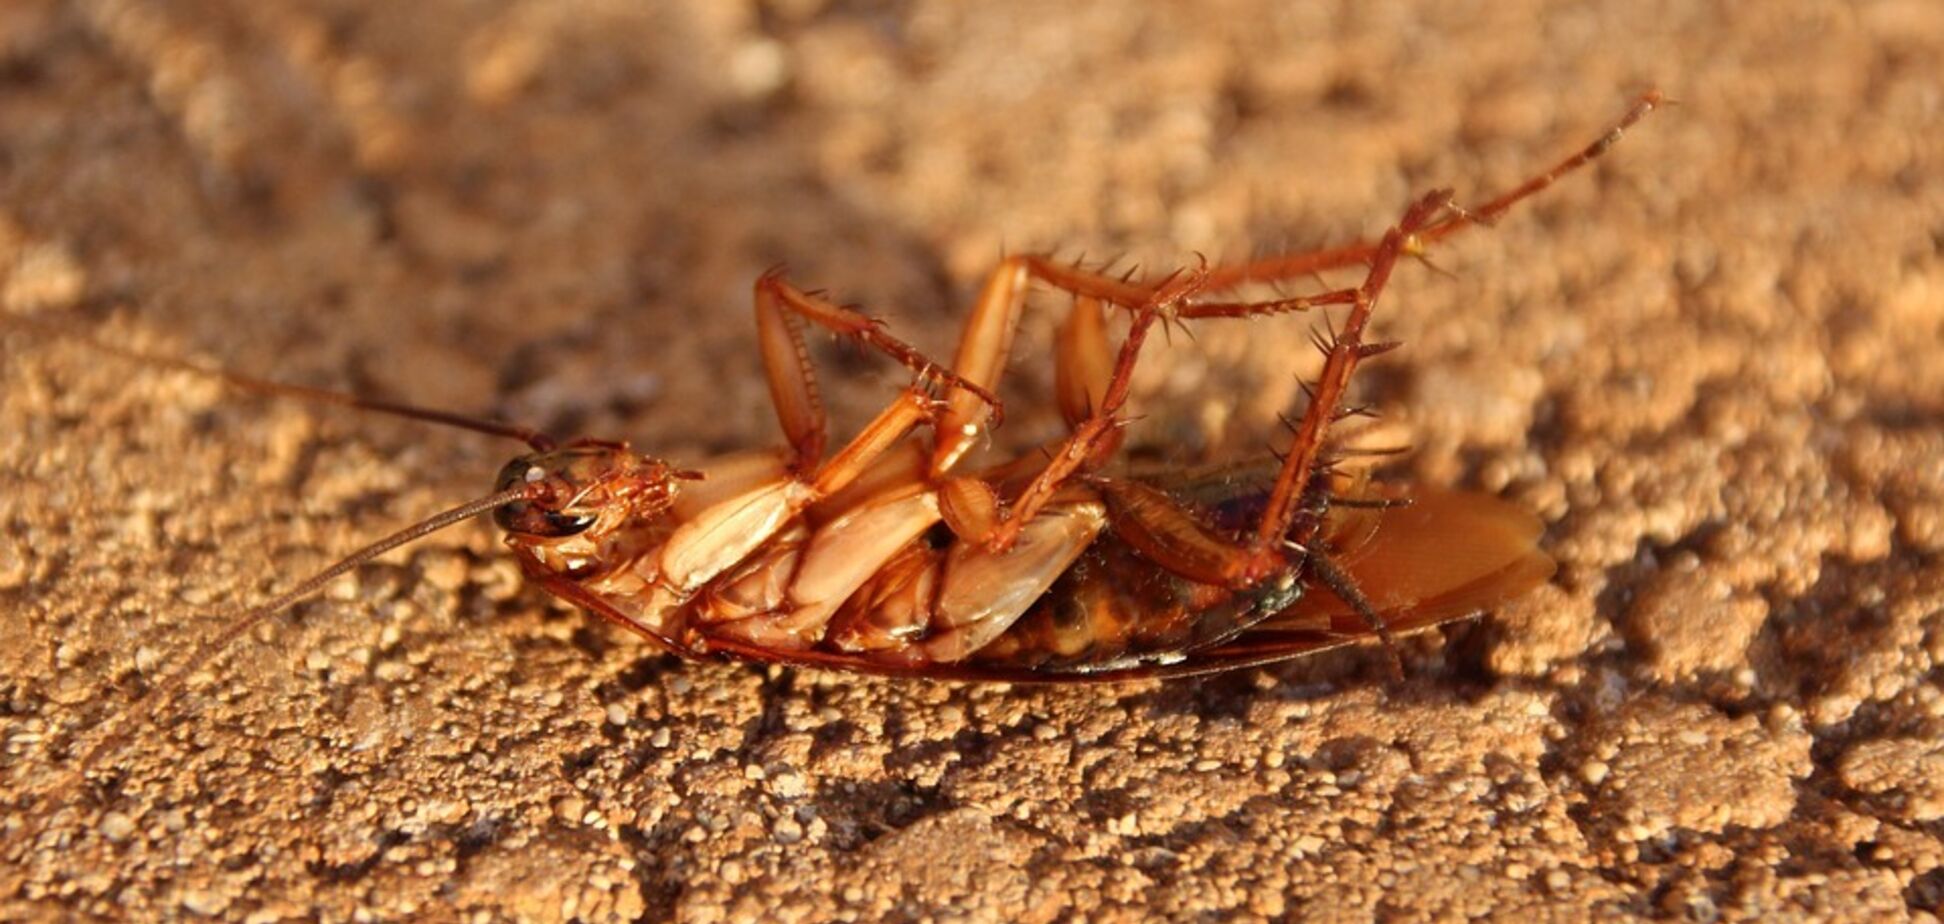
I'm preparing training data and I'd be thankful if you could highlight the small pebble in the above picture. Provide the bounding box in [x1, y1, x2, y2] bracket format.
[728, 39, 789, 98]
[418, 549, 469, 592]
[3, 241, 87, 311]
[770, 770, 807, 799]
[181, 889, 230, 917]
[99, 811, 135, 842]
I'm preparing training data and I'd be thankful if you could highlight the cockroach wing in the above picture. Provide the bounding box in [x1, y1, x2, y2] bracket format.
[1261, 487, 1556, 635]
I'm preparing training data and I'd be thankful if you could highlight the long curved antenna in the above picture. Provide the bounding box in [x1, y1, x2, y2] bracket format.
[69, 485, 533, 791]
[1, 312, 557, 450]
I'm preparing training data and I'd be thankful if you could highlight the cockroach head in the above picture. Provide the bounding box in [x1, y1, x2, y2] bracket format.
[491, 443, 697, 540]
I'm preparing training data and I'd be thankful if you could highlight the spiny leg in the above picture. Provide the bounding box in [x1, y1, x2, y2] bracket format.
[1196, 90, 1663, 295]
[935, 91, 1661, 544]
[755, 270, 1002, 465]
[934, 290, 1122, 542]
[958, 195, 1506, 552]
[974, 268, 1208, 551]
[1049, 195, 1455, 674]
[753, 275, 826, 470]
[932, 254, 1214, 474]
[926, 87, 1662, 365]
[939, 92, 1660, 668]
[969, 194, 1449, 670]
[935, 88, 1663, 381]
[1003, 263, 1412, 570]
[1248, 191, 1453, 559]
[960, 267, 1386, 552]
[1305, 547, 1405, 682]
[932, 250, 1394, 475]
[1114, 135, 1647, 664]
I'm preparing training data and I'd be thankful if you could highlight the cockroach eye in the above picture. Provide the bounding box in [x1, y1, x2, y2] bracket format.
[494, 457, 538, 493]
[542, 510, 597, 535]
[491, 456, 599, 538]
[491, 499, 598, 538]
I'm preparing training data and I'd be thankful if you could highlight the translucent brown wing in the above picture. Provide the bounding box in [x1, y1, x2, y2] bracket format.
[1261, 486, 1556, 633]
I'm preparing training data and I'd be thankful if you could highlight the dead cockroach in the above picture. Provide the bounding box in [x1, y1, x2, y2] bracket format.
[20, 91, 1661, 783]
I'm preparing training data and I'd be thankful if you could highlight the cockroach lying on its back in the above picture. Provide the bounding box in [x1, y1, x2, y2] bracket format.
[20, 92, 1660, 779]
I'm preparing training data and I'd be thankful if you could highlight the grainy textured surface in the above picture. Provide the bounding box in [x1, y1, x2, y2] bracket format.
[2, 1, 1940, 921]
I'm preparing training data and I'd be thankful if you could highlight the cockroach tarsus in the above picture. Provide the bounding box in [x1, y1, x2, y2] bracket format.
[18, 91, 1661, 786]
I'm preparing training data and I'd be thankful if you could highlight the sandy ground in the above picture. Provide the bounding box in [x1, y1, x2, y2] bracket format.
[1, 0, 1939, 921]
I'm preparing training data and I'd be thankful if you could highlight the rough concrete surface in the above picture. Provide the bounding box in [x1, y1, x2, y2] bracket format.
[1, 0, 1939, 921]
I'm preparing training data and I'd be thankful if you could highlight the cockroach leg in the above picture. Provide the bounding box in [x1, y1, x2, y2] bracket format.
[807, 385, 940, 498]
[1240, 93, 1665, 553]
[1095, 478, 1262, 586]
[1306, 549, 1406, 682]
[753, 274, 827, 471]
[930, 257, 1029, 474]
[930, 247, 1370, 477]
[1174, 285, 1363, 321]
[753, 269, 1001, 426]
[978, 239, 1410, 558]
[1421, 89, 1663, 242]
[974, 266, 1208, 551]
[931, 254, 1212, 473]
[531, 570, 692, 655]
[1053, 295, 1115, 430]
[933, 91, 1669, 481]
[1249, 191, 1452, 558]
[1195, 89, 1663, 294]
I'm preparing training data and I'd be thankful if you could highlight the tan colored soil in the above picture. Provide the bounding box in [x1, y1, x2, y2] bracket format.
[3, 0, 1940, 921]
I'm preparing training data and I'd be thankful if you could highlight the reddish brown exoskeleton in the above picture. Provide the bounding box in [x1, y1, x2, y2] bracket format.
[30, 92, 1660, 779]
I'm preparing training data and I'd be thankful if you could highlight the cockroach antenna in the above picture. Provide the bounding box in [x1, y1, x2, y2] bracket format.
[68, 486, 534, 793]
[0, 311, 559, 450]
[0, 311, 565, 794]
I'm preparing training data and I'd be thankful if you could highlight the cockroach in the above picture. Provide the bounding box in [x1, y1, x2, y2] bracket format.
[16, 92, 1660, 784]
